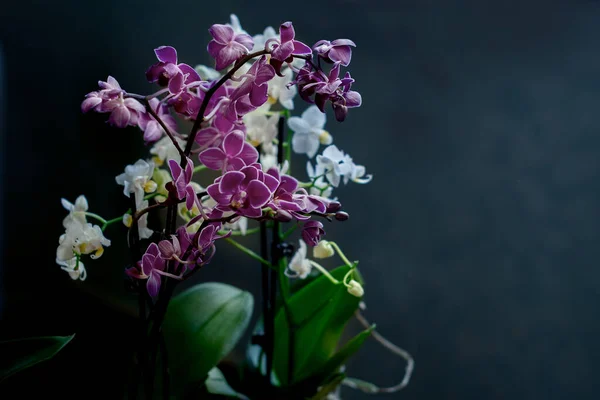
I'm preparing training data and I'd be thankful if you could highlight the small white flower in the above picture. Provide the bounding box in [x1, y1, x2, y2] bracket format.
[224, 216, 248, 236]
[56, 257, 87, 281]
[348, 163, 373, 184]
[347, 280, 364, 297]
[149, 136, 186, 166]
[313, 240, 335, 259]
[61, 195, 88, 226]
[244, 112, 279, 147]
[115, 159, 156, 205]
[313, 145, 371, 188]
[306, 161, 334, 198]
[289, 106, 332, 158]
[136, 200, 153, 239]
[252, 26, 278, 52]
[57, 219, 111, 261]
[268, 67, 297, 110]
[288, 240, 312, 279]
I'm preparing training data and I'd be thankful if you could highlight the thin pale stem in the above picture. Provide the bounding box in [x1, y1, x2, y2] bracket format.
[224, 238, 274, 269]
[329, 242, 354, 268]
[308, 260, 340, 285]
[344, 311, 415, 394]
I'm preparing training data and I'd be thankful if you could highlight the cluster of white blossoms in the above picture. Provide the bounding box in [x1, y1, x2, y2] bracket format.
[56, 196, 111, 280]
[287, 238, 364, 297]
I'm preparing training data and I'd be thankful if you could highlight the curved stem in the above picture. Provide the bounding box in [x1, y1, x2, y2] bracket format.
[308, 260, 340, 285]
[344, 311, 415, 394]
[329, 242, 354, 268]
[184, 49, 269, 158]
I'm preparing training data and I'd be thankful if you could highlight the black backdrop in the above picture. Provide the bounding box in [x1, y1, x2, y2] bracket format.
[1, 1, 600, 399]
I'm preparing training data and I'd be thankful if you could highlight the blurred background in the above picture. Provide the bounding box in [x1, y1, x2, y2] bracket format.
[1, 0, 600, 398]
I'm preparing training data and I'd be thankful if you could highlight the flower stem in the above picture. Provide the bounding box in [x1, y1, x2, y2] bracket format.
[330, 241, 354, 267]
[84, 212, 107, 225]
[309, 260, 341, 285]
[184, 49, 269, 158]
[101, 216, 123, 231]
[224, 238, 274, 269]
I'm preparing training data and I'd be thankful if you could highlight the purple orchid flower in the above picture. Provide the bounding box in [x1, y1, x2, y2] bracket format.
[330, 72, 362, 122]
[198, 131, 258, 171]
[168, 157, 198, 211]
[302, 220, 325, 246]
[206, 165, 274, 218]
[267, 22, 312, 75]
[207, 24, 254, 70]
[125, 243, 166, 297]
[195, 114, 239, 150]
[138, 98, 178, 143]
[313, 39, 356, 66]
[146, 46, 201, 94]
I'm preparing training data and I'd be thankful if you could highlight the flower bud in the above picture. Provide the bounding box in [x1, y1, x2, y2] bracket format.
[313, 240, 335, 259]
[347, 280, 364, 297]
[122, 213, 133, 228]
[334, 211, 349, 221]
[326, 201, 342, 213]
[319, 130, 333, 145]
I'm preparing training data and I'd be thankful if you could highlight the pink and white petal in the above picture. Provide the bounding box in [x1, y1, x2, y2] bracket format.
[223, 131, 245, 157]
[328, 46, 352, 66]
[279, 22, 295, 43]
[292, 40, 312, 55]
[178, 63, 201, 83]
[247, 180, 271, 208]
[81, 96, 102, 113]
[109, 106, 131, 128]
[227, 157, 246, 171]
[219, 171, 245, 193]
[195, 127, 220, 148]
[146, 272, 162, 298]
[345, 91, 362, 108]
[216, 44, 246, 70]
[199, 148, 226, 170]
[242, 207, 263, 218]
[207, 40, 225, 60]
[168, 72, 185, 94]
[207, 183, 233, 205]
[238, 142, 259, 166]
[263, 174, 280, 193]
[331, 39, 356, 47]
[168, 159, 183, 181]
[209, 24, 235, 44]
[143, 121, 163, 143]
[124, 98, 146, 114]
[154, 46, 178, 63]
[235, 33, 255, 51]
[185, 185, 197, 211]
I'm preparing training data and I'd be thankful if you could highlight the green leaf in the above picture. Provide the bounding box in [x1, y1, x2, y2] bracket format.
[0, 334, 75, 381]
[204, 367, 249, 399]
[162, 282, 254, 395]
[273, 265, 361, 386]
[308, 374, 345, 400]
[310, 325, 374, 384]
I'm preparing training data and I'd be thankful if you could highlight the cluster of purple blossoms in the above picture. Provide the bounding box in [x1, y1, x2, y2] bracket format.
[78, 17, 362, 294]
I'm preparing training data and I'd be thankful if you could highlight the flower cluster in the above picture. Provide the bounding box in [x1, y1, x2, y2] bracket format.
[63, 14, 368, 296]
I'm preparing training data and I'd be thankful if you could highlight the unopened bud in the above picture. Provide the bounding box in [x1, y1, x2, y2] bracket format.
[326, 201, 342, 213]
[347, 280, 364, 297]
[122, 213, 133, 228]
[335, 211, 349, 221]
[313, 240, 335, 259]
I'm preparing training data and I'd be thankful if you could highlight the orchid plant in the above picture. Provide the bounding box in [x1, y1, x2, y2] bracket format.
[1, 14, 413, 399]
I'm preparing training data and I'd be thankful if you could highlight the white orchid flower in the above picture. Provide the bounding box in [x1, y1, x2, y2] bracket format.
[289, 106, 332, 158]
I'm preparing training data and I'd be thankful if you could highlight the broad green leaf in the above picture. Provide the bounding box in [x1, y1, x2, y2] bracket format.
[162, 282, 254, 395]
[273, 265, 362, 385]
[309, 325, 374, 384]
[204, 367, 249, 399]
[0, 334, 75, 381]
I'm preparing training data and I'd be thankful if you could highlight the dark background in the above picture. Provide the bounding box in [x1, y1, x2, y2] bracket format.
[1, 0, 600, 399]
